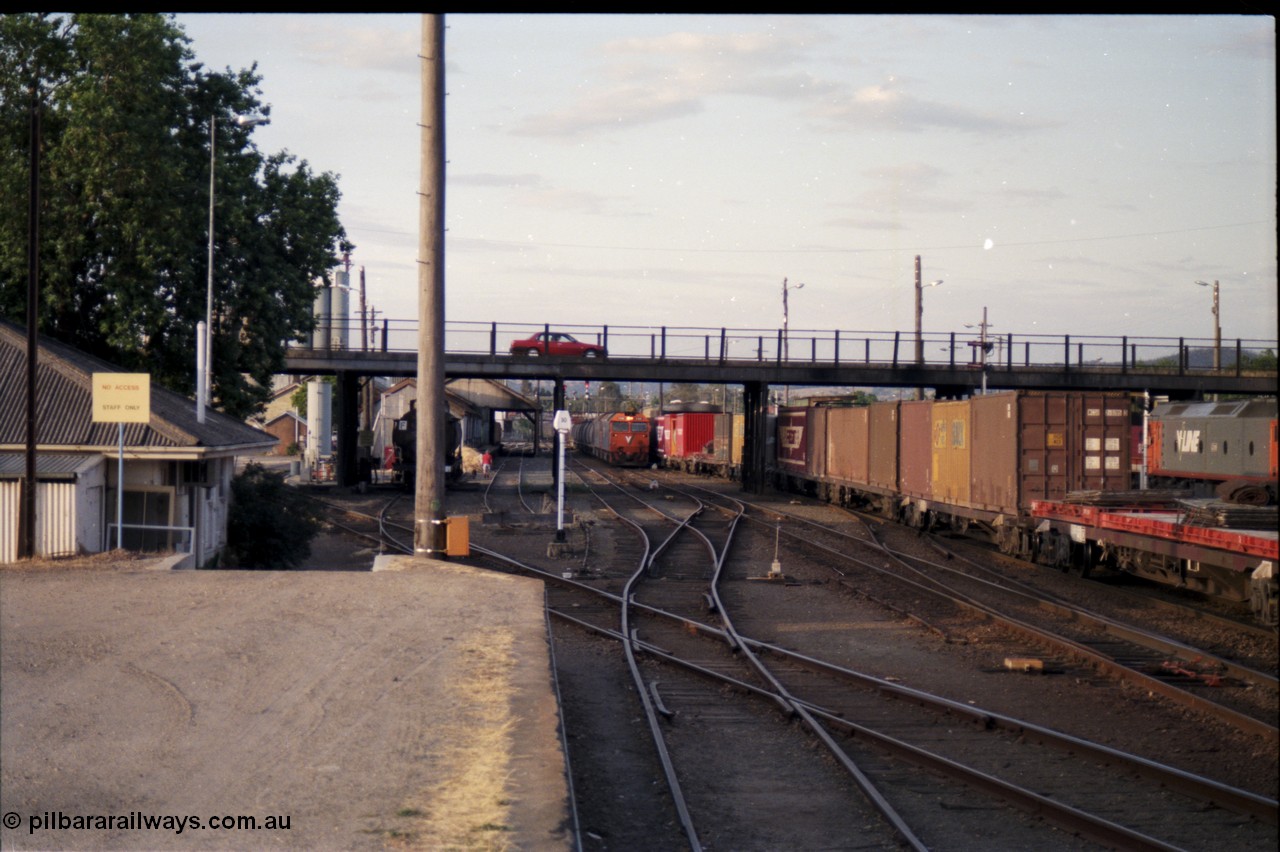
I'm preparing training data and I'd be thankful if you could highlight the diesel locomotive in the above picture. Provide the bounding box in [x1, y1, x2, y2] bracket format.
[571, 406, 653, 467]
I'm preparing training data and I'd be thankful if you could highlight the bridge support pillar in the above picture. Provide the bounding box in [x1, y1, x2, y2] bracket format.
[741, 381, 768, 494]
[336, 371, 361, 487]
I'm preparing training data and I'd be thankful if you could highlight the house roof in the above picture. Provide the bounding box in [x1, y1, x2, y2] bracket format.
[0, 319, 276, 456]
[446, 378, 539, 411]
[264, 411, 306, 427]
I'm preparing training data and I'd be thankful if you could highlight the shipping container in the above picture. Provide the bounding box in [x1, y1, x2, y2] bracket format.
[775, 406, 809, 476]
[867, 401, 900, 493]
[721, 414, 745, 468]
[824, 405, 870, 486]
[677, 412, 717, 461]
[807, 406, 829, 482]
[1017, 391, 1131, 506]
[970, 393, 1020, 514]
[931, 400, 972, 506]
[898, 400, 932, 500]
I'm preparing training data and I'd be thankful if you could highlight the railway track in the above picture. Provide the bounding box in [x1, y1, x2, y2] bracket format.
[669, 476, 1279, 746]
[470, 457, 1278, 850]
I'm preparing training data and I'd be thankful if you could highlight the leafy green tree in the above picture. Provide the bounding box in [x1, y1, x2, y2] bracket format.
[0, 13, 351, 418]
[664, 383, 705, 405]
[1243, 348, 1276, 371]
[224, 462, 321, 569]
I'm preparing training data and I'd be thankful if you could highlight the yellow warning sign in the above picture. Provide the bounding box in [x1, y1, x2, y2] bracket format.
[92, 373, 151, 423]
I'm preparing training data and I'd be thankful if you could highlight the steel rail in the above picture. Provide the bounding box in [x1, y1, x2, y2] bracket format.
[684, 485, 1279, 743]
[572, 463, 704, 852]
[543, 600, 1213, 851]
[469, 544, 1279, 826]
[916, 534, 1278, 691]
[663, 482, 928, 850]
[854, 520, 1280, 743]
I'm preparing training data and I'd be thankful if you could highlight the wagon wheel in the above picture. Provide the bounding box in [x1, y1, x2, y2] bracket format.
[522, 348, 540, 357]
[584, 349, 601, 358]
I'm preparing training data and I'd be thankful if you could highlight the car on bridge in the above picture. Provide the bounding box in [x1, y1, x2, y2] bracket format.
[509, 331, 606, 358]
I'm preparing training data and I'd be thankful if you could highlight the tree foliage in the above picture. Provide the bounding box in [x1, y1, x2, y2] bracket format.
[0, 13, 351, 418]
[224, 462, 321, 569]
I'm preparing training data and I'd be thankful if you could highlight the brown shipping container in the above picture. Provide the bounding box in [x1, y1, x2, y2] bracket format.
[1017, 391, 1132, 507]
[970, 392, 1020, 514]
[868, 401, 900, 492]
[775, 407, 809, 474]
[931, 400, 972, 506]
[898, 400, 933, 499]
[825, 406, 870, 485]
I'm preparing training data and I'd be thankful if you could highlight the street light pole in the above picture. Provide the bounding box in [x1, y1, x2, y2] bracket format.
[782, 277, 804, 403]
[914, 255, 942, 400]
[200, 113, 268, 424]
[1195, 280, 1221, 372]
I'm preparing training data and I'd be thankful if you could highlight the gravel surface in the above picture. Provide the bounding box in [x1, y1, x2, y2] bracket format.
[0, 550, 571, 851]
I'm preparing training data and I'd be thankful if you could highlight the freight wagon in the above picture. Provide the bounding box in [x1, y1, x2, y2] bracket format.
[1031, 498, 1277, 625]
[656, 408, 744, 478]
[774, 391, 1133, 558]
[773, 390, 1278, 623]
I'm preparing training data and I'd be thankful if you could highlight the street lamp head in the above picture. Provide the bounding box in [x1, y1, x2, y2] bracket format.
[1195, 280, 1210, 287]
[233, 113, 270, 128]
[929, 280, 943, 287]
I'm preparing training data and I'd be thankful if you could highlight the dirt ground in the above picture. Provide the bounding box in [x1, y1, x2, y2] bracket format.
[0, 556, 571, 851]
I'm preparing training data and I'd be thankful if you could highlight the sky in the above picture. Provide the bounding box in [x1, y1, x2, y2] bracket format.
[175, 13, 1277, 351]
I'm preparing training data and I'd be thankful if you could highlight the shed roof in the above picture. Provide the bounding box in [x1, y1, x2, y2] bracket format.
[0, 319, 276, 456]
[0, 451, 100, 481]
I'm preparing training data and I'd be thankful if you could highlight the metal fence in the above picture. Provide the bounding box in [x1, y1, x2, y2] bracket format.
[106, 523, 194, 555]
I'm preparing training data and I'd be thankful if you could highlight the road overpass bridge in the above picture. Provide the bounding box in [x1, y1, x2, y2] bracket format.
[284, 320, 1276, 487]
[285, 319, 1278, 398]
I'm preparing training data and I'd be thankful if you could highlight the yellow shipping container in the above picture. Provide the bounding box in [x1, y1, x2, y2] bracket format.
[931, 400, 971, 505]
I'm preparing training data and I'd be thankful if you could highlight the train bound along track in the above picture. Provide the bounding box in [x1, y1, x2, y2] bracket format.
[680, 390, 1276, 627]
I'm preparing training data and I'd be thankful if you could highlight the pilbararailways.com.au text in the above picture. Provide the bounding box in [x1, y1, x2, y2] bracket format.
[5, 811, 291, 835]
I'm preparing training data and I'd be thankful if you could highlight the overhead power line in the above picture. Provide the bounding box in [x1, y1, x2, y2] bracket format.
[447, 219, 1269, 255]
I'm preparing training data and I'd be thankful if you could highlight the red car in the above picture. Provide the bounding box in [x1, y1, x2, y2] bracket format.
[509, 331, 606, 358]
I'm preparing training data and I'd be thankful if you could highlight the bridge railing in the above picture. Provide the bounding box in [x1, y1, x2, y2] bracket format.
[293, 319, 1276, 377]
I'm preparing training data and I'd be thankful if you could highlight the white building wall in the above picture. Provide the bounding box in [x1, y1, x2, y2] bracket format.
[0, 481, 18, 564]
[38, 482, 78, 558]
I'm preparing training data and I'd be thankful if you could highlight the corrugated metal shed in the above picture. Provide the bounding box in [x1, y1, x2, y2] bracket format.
[0, 452, 99, 481]
[0, 319, 275, 454]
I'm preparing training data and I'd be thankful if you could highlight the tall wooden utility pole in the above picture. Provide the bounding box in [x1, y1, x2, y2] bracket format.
[21, 81, 41, 559]
[414, 14, 447, 557]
